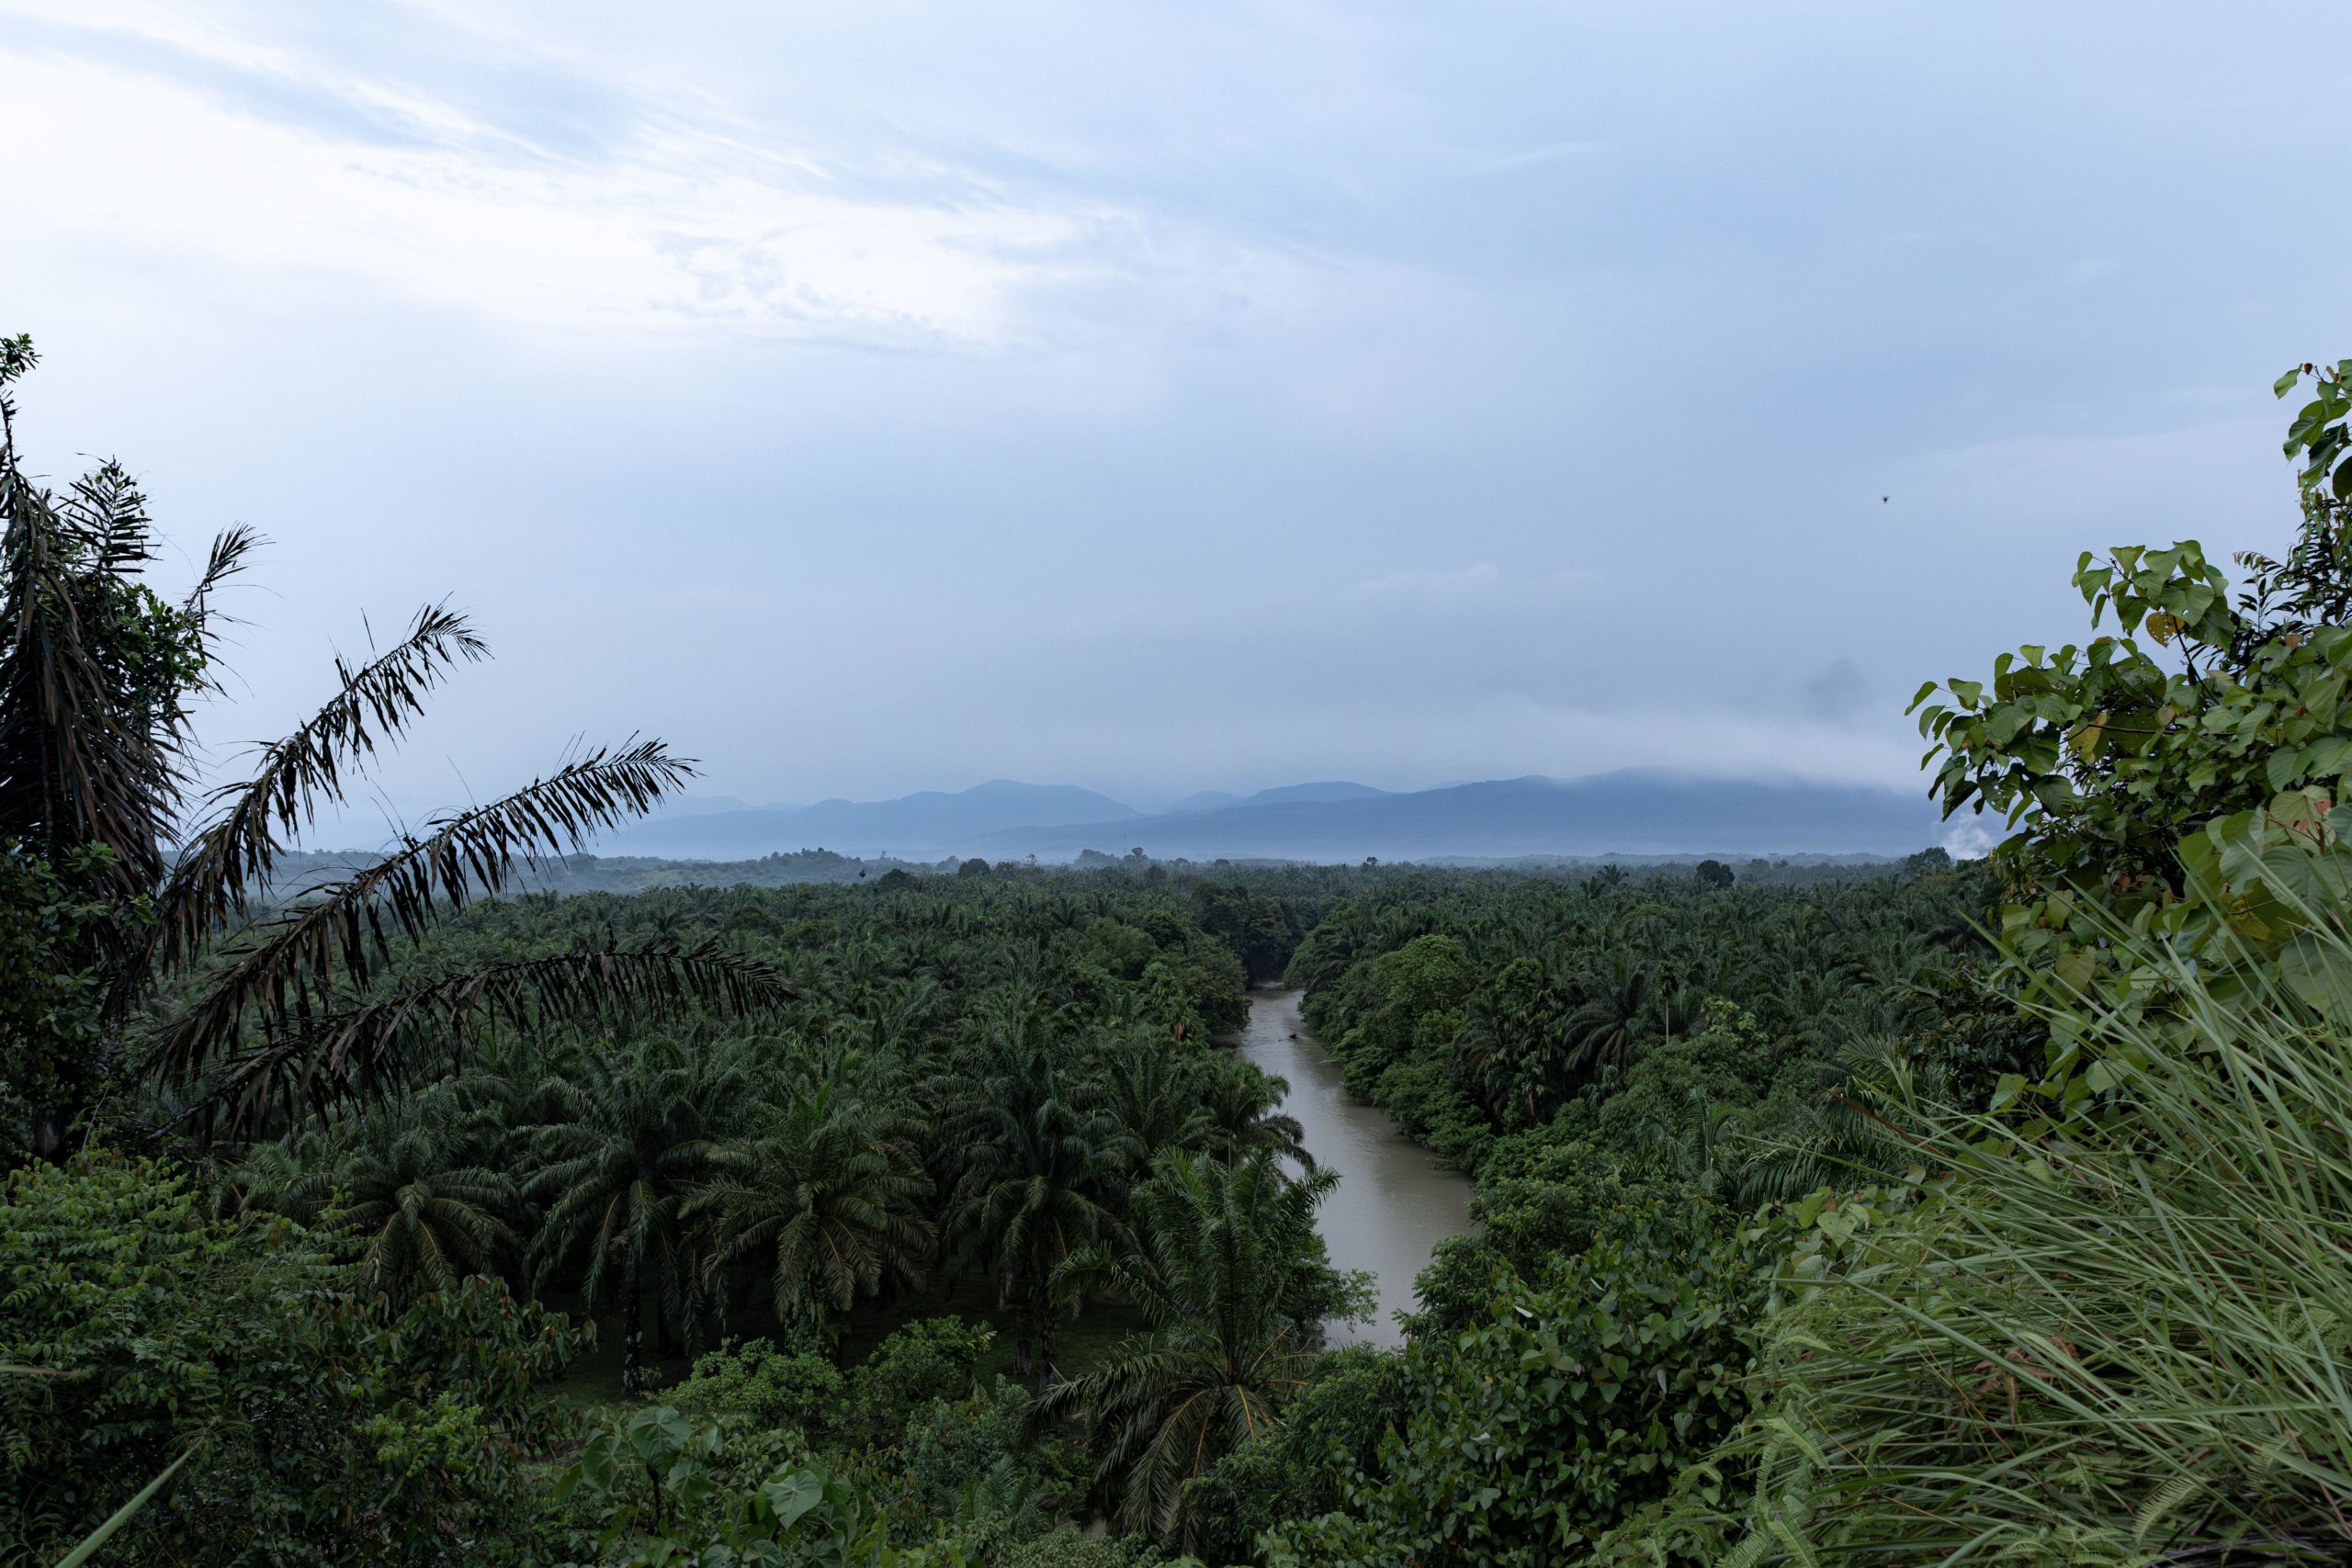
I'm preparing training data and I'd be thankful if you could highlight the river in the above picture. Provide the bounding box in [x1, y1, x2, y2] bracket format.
[1237, 987, 1476, 1348]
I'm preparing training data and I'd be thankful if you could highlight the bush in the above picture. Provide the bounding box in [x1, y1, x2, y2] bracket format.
[842, 1316, 993, 1450]
[1623, 886, 2352, 1562]
[1408, 1140, 1713, 1336]
[0, 1151, 586, 1564]
[670, 1336, 845, 1437]
[1265, 1228, 1756, 1567]
[1182, 1347, 1406, 1567]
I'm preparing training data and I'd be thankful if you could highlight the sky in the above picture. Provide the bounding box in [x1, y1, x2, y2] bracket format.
[4, 2, 2349, 835]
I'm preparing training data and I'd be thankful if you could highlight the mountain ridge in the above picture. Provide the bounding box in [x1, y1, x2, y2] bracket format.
[602, 770, 1942, 862]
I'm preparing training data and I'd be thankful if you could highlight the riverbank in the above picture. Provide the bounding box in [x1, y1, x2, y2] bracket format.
[1237, 987, 1475, 1347]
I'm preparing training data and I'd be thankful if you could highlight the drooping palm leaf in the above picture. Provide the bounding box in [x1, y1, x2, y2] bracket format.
[195, 942, 794, 1131]
[152, 603, 485, 967]
[154, 739, 695, 1086]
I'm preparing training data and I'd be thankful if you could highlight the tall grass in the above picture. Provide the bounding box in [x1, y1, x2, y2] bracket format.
[1690, 910, 2352, 1564]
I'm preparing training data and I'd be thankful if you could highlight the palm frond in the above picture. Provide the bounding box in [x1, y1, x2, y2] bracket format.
[154, 739, 694, 1082]
[190, 942, 793, 1132]
[182, 524, 259, 617]
[152, 603, 485, 963]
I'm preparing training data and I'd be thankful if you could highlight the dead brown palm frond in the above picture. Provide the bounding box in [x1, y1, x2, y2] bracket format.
[198, 942, 796, 1133]
[153, 739, 695, 1086]
[151, 603, 485, 970]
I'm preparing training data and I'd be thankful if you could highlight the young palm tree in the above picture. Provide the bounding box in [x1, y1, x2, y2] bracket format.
[523, 1038, 752, 1393]
[701, 1061, 933, 1338]
[0, 336, 788, 1156]
[1039, 1149, 1343, 1549]
[313, 1090, 522, 1304]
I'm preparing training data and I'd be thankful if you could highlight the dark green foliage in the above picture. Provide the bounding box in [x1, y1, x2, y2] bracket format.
[1038, 1150, 1359, 1548]
[840, 1317, 994, 1450]
[1266, 1232, 1756, 1567]
[705, 1059, 933, 1343]
[554, 1404, 915, 1565]
[1182, 1348, 1407, 1568]
[1408, 1136, 1709, 1337]
[525, 1037, 756, 1393]
[0, 1152, 586, 1564]
[672, 1337, 847, 1436]
[893, 1377, 1078, 1542]
[1191, 881, 1305, 984]
[1286, 868, 1987, 1211]
[0, 843, 117, 1155]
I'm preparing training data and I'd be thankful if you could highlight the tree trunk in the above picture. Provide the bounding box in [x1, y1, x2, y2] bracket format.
[621, 1262, 643, 1395]
[1032, 1283, 1058, 1390]
[30, 1104, 68, 1163]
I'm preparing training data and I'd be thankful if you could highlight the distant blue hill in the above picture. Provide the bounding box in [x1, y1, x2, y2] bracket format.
[975, 771, 1939, 862]
[1238, 781, 1390, 807]
[1163, 790, 1244, 815]
[602, 771, 1941, 863]
[1165, 782, 1388, 815]
[605, 779, 1137, 859]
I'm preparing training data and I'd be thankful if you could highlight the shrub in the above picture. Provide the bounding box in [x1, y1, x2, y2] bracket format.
[842, 1317, 993, 1450]
[1623, 893, 2352, 1562]
[1182, 1347, 1406, 1567]
[1264, 1228, 1756, 1567]
[0, 1151, 586, 1564]
[670, 1337, 845, 1438]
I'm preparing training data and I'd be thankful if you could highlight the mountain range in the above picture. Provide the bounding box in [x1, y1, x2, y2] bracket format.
[601, 772, 1946, 863]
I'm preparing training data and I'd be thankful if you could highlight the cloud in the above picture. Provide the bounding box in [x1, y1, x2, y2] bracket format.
[1463, 139, 1606, 175]
[1801, 656, 1871, 724]
[6, 0, 2346, 830]
[0, 35, 1106, 345]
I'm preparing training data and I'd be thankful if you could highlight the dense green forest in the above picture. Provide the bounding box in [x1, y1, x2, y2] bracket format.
[16, 329, 2352, 1566]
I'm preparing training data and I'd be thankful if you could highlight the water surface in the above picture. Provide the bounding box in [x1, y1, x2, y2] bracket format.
[1238, 987, 1475, 1348]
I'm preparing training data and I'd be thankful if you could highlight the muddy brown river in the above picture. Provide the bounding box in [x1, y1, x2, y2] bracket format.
[1238, 987, 1476, 1348]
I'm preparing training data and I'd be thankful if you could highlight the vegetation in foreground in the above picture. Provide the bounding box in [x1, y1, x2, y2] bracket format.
[12, 337, 2352, 1565]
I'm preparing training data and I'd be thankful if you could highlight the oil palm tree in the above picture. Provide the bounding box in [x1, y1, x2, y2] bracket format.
[1038, 1149, 1342, 1549]
[1094, 1036, 1213, 1175]
[523, 1038, 753, 1392]
[0, 335, 787, 1155]
[1561, 954, 1656, 1090]
[1193, 1057, 1311, 1171]
[939, 1002, 1121, 1381]
[702, 1060, 933, 1338]
[311, 1090, 521, 1304]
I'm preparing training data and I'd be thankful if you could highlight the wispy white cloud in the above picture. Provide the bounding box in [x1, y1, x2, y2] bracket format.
[0, 42, 1114, 344]
[1462, 138, 1606, 175]
[1351, 562, 1584, 596]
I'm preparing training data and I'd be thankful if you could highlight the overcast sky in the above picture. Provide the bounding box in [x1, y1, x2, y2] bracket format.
[4, 2, 2348, 830]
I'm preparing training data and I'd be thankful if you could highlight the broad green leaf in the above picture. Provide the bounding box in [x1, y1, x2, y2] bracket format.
[2281, 932, 2352, 1021]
